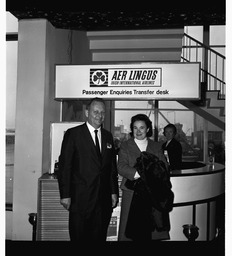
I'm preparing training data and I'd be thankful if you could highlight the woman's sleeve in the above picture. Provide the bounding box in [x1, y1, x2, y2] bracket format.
[117, 142, 137, 180]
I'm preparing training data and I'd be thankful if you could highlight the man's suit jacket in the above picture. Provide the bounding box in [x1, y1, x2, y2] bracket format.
[162, 138, 182, 170]
[57, 123, 119, 216]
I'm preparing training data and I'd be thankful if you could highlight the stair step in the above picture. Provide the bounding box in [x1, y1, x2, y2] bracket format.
[87, 28, 184, 62]
[206, 91, 225, 108]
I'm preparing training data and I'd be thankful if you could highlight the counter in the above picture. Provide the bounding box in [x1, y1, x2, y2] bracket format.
[169, 162, 225, 241]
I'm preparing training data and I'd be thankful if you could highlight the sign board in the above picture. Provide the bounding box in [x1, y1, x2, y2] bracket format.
[55, 63, 200, 100]
[49, 122, 84, 173]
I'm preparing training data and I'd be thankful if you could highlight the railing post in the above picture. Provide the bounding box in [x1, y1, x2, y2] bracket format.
[203, 25, 210, 85]
[182, 32, 225, 99]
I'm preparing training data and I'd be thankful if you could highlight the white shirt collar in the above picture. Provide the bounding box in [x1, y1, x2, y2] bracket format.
[166, 139, 172, 146]
[134, 137, 148, 145]
[134, 137, 148, 152]
[86, 122, 101, 149]
[86, 122, 101, 133]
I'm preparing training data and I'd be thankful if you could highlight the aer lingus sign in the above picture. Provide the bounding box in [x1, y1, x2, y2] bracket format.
[55, 63, 200, 100]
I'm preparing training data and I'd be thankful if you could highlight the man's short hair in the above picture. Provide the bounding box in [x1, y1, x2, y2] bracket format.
[86, 97, 105, 110]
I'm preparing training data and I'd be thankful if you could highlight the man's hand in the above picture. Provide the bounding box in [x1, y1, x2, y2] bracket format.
[60, 198, 71, 210]
[111, 194, 118, 208]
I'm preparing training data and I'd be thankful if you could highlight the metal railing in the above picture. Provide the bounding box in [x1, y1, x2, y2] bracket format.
[181, 33, 225, 99]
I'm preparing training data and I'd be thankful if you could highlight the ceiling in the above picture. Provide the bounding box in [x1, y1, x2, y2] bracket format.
[6, 1, 226, 31]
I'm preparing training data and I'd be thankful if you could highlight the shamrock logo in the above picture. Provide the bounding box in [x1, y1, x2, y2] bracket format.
[92, 70, 107, 86]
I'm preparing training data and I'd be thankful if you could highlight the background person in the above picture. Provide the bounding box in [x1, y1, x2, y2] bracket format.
[162, 123, 182, 170]
[57, 97, 119, 241]
[117, 114, 171, 241]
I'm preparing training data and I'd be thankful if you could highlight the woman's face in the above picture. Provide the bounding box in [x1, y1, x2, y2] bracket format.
[164, 127, 175, 141]
[133, 120, 149, 140]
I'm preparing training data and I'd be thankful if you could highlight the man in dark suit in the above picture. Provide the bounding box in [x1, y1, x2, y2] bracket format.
[162, 123, 182, 170]
[57, 97, 119, 242]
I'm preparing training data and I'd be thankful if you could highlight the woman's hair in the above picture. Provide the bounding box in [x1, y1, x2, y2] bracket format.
[129, 114, 153, 137]
[163, 123, 177, 135]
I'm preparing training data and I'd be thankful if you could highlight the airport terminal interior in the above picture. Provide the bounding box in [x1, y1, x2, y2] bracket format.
[5, 2, 226, 252]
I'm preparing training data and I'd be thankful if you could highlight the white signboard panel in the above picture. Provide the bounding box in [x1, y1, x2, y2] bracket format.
[50, 122, 84, 173]
[55, 63, 200, 100]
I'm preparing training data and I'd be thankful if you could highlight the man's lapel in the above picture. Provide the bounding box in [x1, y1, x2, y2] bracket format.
[83, 123, 95, 147]
[101, 129, 107, 158]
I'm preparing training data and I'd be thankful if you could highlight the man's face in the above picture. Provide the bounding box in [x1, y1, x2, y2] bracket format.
[86, 101, 105, 129]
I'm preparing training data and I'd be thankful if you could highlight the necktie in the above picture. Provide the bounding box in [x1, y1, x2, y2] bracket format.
[94, 130, 101, 158]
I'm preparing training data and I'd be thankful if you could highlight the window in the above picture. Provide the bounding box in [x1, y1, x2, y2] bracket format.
[113, 98, 225, 164]
[113, 100, 201, 160]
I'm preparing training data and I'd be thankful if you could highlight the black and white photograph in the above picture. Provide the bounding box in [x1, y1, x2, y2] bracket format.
[4, 0, 230, 255]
